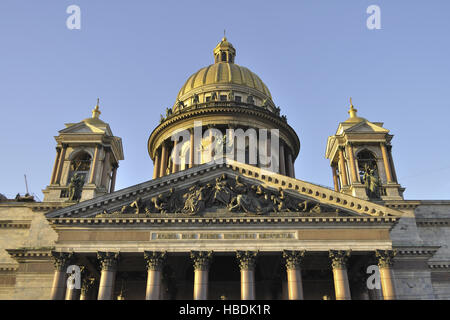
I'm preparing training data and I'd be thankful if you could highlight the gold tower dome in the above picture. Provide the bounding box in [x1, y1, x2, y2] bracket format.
[173, 37, 274, 112]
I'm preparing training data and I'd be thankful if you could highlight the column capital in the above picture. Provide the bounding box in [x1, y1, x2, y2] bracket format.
[97, 251, 119, 272]
[329, 250, 351, 269]
[236, 251, 258, 271]
[144, 251, 167, 271]
[190, 251, 213, 271]
[375, 250, 397, 269]
[51, 251, 74, 271]
[282, 250, 305, 270]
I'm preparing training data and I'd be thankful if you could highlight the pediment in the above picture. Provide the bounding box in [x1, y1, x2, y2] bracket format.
[60, 121, 110, 135]
[46, 160, 403, 220]
[344, 121, 389, 133]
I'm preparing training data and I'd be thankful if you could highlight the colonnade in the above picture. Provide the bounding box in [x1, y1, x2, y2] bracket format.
[50, 250, 396, 300]
[152, 126, 296, 179]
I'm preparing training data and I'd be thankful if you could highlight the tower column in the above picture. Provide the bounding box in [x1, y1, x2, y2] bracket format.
[387, 146, 398, 183]
[236, 251, 258, 300]
[191, 251, 213, 300]
[50, 252, 73, 300]
[100, 148, 111, 188]
[283, 250, 305, 300]
[380, 143, 394, 183]
[97, 252, 119, 300]
[110, 165, 117, 193]
[50, 147, 61, 184]
[347, 143, 359, 183]
[329, 250, 351, 300]
[332, 165, 340, 191]
[144, 251, 166, 300]
[89, 144, 101, 184]
[55, 144, 67, 185]
[159, 142, 168, 178]
[338, 147, 349, 187]
[376, 250, 397, 300]
[279, 143, 286, 175]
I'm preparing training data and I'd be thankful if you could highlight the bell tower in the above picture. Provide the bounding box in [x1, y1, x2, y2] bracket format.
[43, 100, 124, 202]
[325, 99, 404, 201]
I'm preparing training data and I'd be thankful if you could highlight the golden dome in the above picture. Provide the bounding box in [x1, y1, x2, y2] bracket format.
[176, 62, 272, 100]
[175, 37, 272, 103]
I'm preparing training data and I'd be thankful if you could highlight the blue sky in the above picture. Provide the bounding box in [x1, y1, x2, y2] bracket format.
[0, 0, 449, 200]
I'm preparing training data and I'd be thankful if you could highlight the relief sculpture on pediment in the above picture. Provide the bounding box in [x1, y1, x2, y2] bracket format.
[100, 174, 348, 217]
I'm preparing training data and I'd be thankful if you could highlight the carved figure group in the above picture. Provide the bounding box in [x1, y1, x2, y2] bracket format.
[101, 175, 340, 216]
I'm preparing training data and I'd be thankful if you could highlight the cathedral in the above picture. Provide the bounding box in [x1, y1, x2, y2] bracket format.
[0, 37, 449, 300]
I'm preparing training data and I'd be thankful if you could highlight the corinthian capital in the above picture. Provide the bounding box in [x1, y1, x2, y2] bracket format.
[190, 251, 213, 271]
[329, 250, 351, 269]
[375, 250, 397, 269]
[97, 252, 119, 272]
[144, 251, 167, 271]
[236, 251, 258, 271]
[51, 251, 73, 271]
[282, 250, 306, 270]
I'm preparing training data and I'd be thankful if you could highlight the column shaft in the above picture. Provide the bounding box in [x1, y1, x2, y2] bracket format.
[332, 165, 340, 191]
[194, 269, 209, 300]
[159, 143, 168, 177]
[279, 143, 286, 175]
[172, 140, 178, 173]
[287, 269, 304, 300]
[98, 270, 116, 300]
[50, 148, 61, 184]
[379, 267, 396, 300]
[380, 143, 394, 183]
[287, 151, 295, 178]
[189, 129, 195, 168]
[347, 144, 359, 183]
[89, 145, 101, 184]
[338, 148, 349, 187]
[110, 166, 117, 193]
[146, 269, 162, 300]
[153, 149, 160, 179]
[50, 270, 67, 300]
[55, 145, 67, 185]
[332, 267, 351, 300]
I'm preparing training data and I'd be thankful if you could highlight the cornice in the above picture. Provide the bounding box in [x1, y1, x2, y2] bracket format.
[394, 246, 440, 258]
[48, 215, 398, 227]
[0, 220, 31, 229]
[415, 218, 450, 227]
[6, 247, 54, 262]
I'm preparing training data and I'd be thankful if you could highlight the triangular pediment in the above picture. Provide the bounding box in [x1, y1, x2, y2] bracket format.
[45, 160, 404, 220]
[344, 120, 389, 133]
[60, 120, 112, 135]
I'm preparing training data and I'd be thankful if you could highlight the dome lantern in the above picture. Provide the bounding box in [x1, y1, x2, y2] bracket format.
[213, 36, 236, 63]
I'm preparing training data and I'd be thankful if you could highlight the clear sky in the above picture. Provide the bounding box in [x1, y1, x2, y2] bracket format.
[0, 0, 449, 200]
